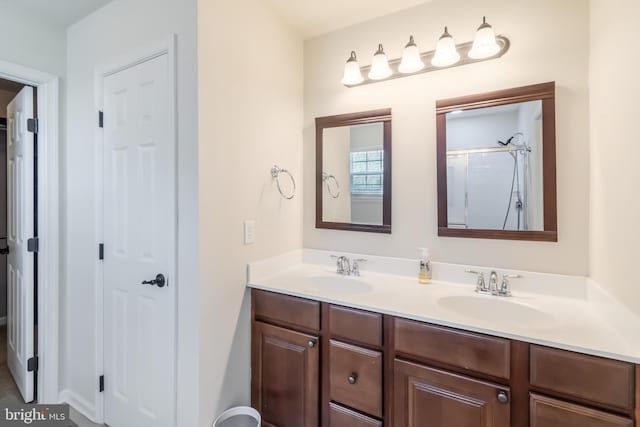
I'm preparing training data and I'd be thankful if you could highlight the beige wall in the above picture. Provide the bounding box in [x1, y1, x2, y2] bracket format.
[323, 126, 352, 222]
[589, 0, 640, 313]
[197, 0, 303, 423]
[304, 0, 591, 275]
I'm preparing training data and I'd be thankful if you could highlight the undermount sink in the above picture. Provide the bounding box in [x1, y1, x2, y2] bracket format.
[437, 295, 556, 329]
[307, 275, 373, 294]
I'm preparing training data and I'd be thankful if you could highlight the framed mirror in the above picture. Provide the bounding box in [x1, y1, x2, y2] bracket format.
[436, 82, 557, 241]
[316, 109, 392, 233]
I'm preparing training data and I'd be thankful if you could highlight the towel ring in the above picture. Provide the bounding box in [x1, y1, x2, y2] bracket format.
[322, 172, 340, 198]
[271, 165, 296, 200]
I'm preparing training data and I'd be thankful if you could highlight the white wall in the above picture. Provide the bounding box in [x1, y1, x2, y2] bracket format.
[0, 1, 66, 78]
[197, 0, 303, 425]
[64, 0, 199, 424]
[589, 0, 640, 313]
[304, 0, 591, 275]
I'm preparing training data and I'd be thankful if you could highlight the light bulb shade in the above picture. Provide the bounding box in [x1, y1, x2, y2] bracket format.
[368, 44, 392, 80]
[468, 17, 501, 59]
[341, 51, 364, 85]
[431, 27, 460, 67]
[398, 36, 425, 74]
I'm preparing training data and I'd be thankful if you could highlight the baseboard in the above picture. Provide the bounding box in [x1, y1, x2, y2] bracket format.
[0, 317, 6, 326]
[58, 389, 97, 424]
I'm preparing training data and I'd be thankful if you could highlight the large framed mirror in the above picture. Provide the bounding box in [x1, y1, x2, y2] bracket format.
[316, 109, 392, 233]
[436, 82, 557, 241]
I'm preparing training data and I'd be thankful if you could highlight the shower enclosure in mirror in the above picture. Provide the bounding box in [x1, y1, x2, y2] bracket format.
[436, 82, 557, 241]
[316, 109, 391, 233]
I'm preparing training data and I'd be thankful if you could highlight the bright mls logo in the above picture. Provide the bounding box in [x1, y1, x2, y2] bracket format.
[2, 404, 77, 426]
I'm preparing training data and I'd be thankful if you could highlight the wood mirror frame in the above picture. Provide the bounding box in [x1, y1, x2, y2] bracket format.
[315, 108, 392, 233]
[436, 82, 557, 242]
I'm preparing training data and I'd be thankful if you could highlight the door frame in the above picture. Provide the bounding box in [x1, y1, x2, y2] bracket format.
[93, 35, 178, 425]
[0, 60, 60, 404]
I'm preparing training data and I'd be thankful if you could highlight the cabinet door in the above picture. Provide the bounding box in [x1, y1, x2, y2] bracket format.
[394, 359, 510, 427]
[252, 321, 319, 427]
[530, 394, 633, 427]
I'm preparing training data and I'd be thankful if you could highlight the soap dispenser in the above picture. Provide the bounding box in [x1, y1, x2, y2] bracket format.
[418, 248, 432, 284]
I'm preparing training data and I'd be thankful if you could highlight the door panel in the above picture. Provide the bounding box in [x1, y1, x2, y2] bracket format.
[394, 359, 510, 427]
[530, 394, 633, 427]
[6, 86, 35, 403]
[252, 322, 319, 427]
[103, 53, 176, 427]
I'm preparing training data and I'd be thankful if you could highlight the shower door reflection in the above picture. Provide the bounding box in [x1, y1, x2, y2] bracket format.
[445, 100, 544, 231]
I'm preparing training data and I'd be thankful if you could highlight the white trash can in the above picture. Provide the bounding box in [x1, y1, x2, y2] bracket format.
[213, 406, 261, 427]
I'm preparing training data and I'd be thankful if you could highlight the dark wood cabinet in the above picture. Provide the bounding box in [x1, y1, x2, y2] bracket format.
[251, 289, 640, 427]
[252, 321, 319, 427]
[394, 359, 510, 427]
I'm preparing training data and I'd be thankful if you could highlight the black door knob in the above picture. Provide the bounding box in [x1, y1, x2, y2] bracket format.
[142, 274, 166, 288]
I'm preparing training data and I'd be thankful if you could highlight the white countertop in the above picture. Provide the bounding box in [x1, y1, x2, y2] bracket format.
[247, 249, 640, 364]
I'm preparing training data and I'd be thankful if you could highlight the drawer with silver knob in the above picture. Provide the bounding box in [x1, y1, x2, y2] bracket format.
[329, 339, 382, 417]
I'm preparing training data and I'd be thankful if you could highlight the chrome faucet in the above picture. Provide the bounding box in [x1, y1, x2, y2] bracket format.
[489, 271, 499, 294]
[332, 255, 351, 275]
[466, 270, 521, 297]
[331, 255, 367, 276]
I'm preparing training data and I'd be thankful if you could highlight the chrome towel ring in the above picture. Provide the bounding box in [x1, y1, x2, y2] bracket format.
[322, 172, 340, 198]
[271, 165, 296, 200]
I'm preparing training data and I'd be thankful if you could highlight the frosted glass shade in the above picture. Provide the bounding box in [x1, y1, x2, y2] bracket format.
[431, 27, 460, 67]
[398, 36, 425, 74]
[469, 17, 501, 59]
[341, 51, 364, 85]
[368, 44, 392, 80]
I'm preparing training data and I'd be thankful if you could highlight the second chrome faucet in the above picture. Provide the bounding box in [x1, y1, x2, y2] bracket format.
[466, 269, 521, 297]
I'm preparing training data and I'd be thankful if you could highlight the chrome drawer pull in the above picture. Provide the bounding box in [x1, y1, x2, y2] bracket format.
[348, 373, 358, 385]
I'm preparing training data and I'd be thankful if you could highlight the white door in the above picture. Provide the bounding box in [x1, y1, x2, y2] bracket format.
[6, 86, 36, 403]
[103, 53, 176, 427]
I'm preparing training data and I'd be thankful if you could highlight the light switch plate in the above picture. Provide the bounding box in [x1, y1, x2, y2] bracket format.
[244, 220, 256, 245]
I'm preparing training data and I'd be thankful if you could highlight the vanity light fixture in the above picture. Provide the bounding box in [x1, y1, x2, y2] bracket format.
[398, 35, 425, 74]
[341, 17, 510, 87]
[468, 16, 501, 59]
[368, 44, 393, 80]
[431, 27, 461, 67]
[341, 51, 364, 86]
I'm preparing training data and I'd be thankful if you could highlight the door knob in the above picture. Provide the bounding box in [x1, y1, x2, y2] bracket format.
[142, 274, 166, 288]
[308, 339, 316, 348]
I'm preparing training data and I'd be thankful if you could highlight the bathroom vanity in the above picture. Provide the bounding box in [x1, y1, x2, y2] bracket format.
[248, 252, 640, 427]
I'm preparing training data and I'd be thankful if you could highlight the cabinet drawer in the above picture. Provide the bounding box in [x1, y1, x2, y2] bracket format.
[329, 305, 382, 348]
[530, 345, 635, 412]
[394, 318, 510, 379]
[530, 394, 633, 427]
[329, 340, 382, 417]
[329, 403, 382, 427]
[253, 289, 320, 332]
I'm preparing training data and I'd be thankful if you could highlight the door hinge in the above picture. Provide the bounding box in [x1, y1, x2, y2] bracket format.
[98, 111, 104, 128]
[27, 118, 38, 134]
[27, 237, 39, 253]
[27, 356, 38, 372]
[98, 243, 104, 260]
[99, 375, 104, 392]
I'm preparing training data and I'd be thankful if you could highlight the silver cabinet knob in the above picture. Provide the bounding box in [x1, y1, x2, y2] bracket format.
[308, 340, 316, 348]
[348, 373, 358, 385]
[497, 390, 509, 404]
